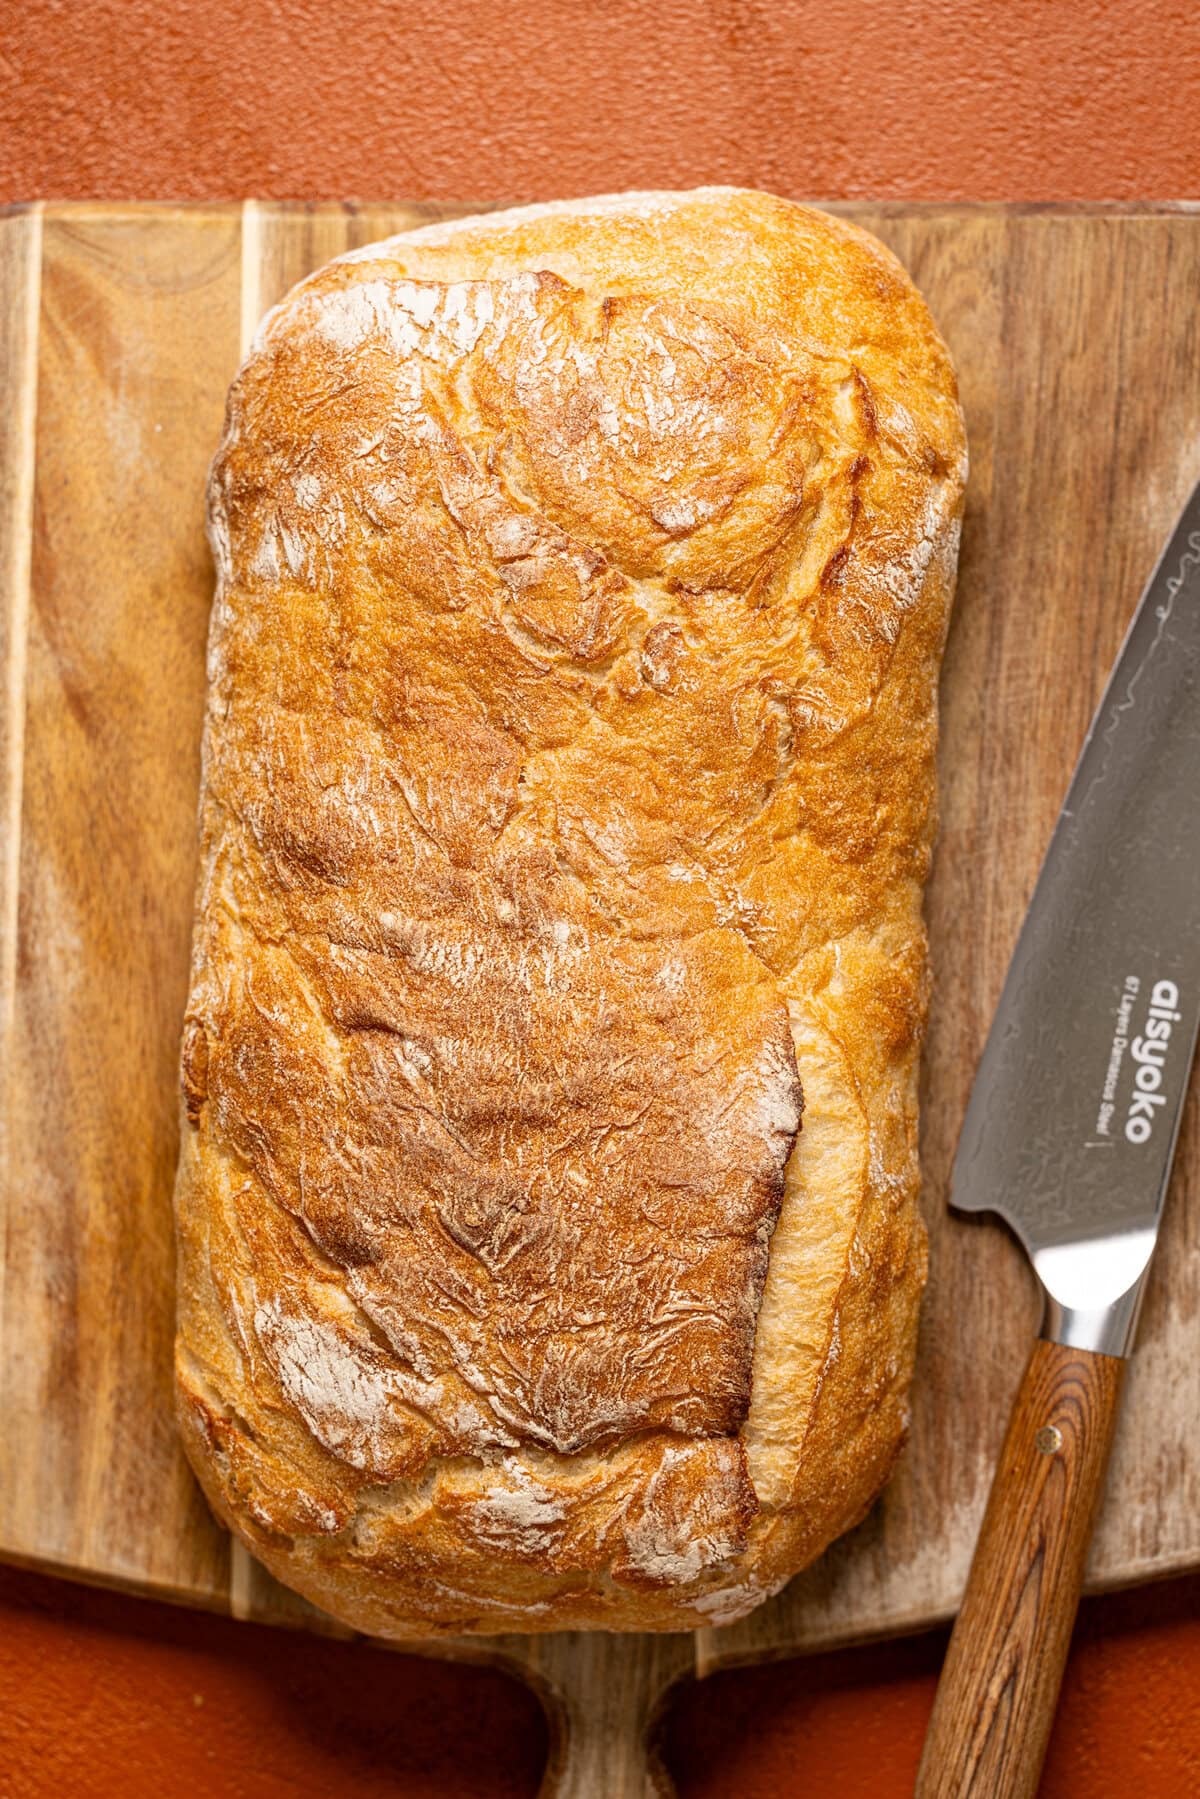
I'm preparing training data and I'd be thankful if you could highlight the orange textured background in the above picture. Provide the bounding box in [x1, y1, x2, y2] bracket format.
[3, 1, 1200, 1795]
[4, 0, 1200, 201]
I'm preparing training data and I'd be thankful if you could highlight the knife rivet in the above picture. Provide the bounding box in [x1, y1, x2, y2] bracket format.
[1035, 1425, 1063, 1455]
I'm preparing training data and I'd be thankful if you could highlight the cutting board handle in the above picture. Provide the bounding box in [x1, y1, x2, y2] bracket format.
[915, 1337, 1125, 1798]
[539, 1696, 672, 1798]
[531, 1631, 683, 1797]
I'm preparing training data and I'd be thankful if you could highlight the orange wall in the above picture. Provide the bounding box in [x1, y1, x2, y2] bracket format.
[3, 0, 1198, 203]
[4, 1561, 1200, 1796]
[3, 3, 1200, 1795]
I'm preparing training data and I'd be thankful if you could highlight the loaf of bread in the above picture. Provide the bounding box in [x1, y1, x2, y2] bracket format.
[174, 188, 966, 1636]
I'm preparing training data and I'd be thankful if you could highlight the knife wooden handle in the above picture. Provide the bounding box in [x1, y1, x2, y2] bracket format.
[915, 1337, 1126, 1799]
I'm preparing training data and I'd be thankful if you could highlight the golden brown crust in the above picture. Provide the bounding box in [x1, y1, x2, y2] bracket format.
[173, 187, 966, 1635]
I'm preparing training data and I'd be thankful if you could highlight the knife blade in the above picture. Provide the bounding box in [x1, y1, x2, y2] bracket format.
[953, 475, 1200, 1354]
[917, 478, 1200, 1799]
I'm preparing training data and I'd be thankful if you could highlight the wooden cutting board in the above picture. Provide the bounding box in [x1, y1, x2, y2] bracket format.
[2, 201, 1199, 1796]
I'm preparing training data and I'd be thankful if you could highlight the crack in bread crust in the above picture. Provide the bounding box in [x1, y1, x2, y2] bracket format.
[174, 187, 966, 1635]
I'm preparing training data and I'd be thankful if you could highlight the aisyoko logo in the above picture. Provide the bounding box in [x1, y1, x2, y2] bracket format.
[1125, 980, 1183, 1144]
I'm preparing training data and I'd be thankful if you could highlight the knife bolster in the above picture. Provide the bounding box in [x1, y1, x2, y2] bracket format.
[1035, 1228, 1156, 1357]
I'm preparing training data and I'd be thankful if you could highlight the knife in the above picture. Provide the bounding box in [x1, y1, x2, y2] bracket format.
[916, 479, 1200, 1799]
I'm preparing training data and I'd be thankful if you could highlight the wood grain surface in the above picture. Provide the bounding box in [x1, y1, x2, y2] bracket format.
[916, 1341, 1127, 1799]
[1, 203, 1198, 1792]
